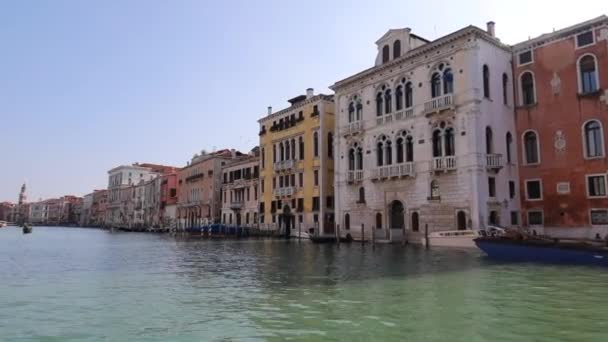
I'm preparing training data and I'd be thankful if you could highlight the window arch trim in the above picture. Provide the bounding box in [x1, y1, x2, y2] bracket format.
[577, 53, 600, 94]
[518, 71, 537, 106]
[582, 119, 605, 159]
[521, 129, 541, 165]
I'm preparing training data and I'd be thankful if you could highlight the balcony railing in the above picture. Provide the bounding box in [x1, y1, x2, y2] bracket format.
[486, 153, 503, 171]
[431, 156, 456, 172]
[372, 162, 415, 180]
[230, 201, 244, 210]
[347, 170, 364, 183]
[273, 159, 295, 172]
[376, 113, 394, 126]
[273, 187, 296, 197]
[342, 121, 364, 136]
[424, 94, 454, 115]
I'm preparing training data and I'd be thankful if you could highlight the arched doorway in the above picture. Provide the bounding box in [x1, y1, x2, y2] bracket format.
[389, 200, 405, 229]
[489, 211, 498, 226]
[457, 211, 466, 230]
[281, 205, 292, 239]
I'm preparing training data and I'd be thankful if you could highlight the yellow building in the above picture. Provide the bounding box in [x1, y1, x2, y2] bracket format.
[258, 88, 335, 236]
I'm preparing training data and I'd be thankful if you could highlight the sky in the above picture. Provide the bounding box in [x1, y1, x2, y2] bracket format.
[1, 0, 605, 201]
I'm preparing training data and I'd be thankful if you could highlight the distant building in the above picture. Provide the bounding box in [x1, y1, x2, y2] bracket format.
[177, 149, 245, 229]
[258, 89, 336, 235]
[90, 190, 108, 227]
[220, 150, 260, 227]
[513, 16, 608, 238]
[0, 202, 15, 222]
[160, 172, 178, 229]
[80, 192, 95, 226]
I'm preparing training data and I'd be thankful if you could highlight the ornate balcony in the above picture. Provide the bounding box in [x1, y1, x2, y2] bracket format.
[273, 159, 295, 172]
[376, 113, 394, 126]
[486, 154, 503, 172]
[273, 187, 296, 197]
[394, 108, 415, 121]
[430, 156, 456, 172]
[347, 170, 364, 183]
[342, 121, 364, 136]
[372, 163, 415, 180]
[230, 201, 244, 210]
[424, 94, 454, 116]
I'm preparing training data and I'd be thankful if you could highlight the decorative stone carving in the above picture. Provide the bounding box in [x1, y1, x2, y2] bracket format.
[598, 28, 608, 41]
[600, 89, 608, 105]
[550, 72, 561, 95]
[554, 130, 566, 153]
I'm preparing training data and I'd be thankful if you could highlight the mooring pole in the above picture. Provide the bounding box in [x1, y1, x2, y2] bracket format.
[298, 221, 302, 242]
[361, 224, 365, 246]
[335, 224, 340, 246]
[402, 221, 407, 246]
[425, 223, 429, 249]
[372, 225, 376, 250]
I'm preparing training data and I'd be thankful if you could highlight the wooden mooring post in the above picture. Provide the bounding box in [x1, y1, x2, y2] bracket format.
[335, 224, 340, 246]
[361, 224, 365, 246]
[298, 222, 302, 242]
[372, 225, 376, 250]
[425, 224, 429, 249]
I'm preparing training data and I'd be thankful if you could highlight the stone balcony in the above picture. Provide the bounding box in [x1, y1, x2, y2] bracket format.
[430, 156, 456, 173]
[229, 201, 244, 210]
[372, 163, 415, 180]
[423, 94, 454, 116]
[376, 107, 416, 126]
[347, 170, 364, 183]
[486, 153, 503, 172]
[273, 159, 296, 172]
[342, 121, 364, 136]
[273, 187, 296, 198]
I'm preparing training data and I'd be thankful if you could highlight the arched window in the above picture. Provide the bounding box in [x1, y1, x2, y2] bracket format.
[344, 213, 351, 230]
[393, 40, 401, 59]
[382, 45, 390, 63]
[385, 140, 393, 165]
[376, 212, 383, 229]
[356, 102, 363, 121]
[291, 139, 296, 160]
[405, 82, 413, 108]
[376, 92, 383, 116]
[273, 144, 277, 163]
[395, 85, 404, 111]
[584, 120, 604, 158]
[444, 128, 455, 156]
[579, 55, 598, 94]
[502, 73, 509, 105]
[313, 131, 319, 157]
[430, 180, 440, 199]
[523, 131, 539, 164]
[358, 187, 365, 203]
[506, 132, 513, 164]
[396, 137, 404, 164]
[348, 102, 355, 122]
[285, 140, 290, 160]
[384, 89, 392, 114]
[279, 142, 285, 161]
[431, 73, 442, 98]
[348, 148, 355, 171]
[356, 147, 363, 170]
[299, 137, 304, 160]
[485, 126, 494, 154]
[406, 136, 414, 162]
[411, 212, 419, 232]
[432, 130, 442, 157]
[483, 65, 490, 98]
[443, 68, 454, 94]
[521, 72, 535, 105]
[376, 141, 384, 166]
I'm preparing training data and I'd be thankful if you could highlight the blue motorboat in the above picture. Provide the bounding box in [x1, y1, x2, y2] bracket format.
[475, 237, 608, 266]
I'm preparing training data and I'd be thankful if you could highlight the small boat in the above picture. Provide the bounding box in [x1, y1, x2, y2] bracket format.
[309, 235, 353, 244]
[425, 227, 504, 248]
[0, 221, 7, 228]
[22, 224, 32, 234]
[475, 236, 608, 266]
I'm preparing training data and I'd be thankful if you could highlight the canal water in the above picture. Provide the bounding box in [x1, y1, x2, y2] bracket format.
[1, 227, 607, 341]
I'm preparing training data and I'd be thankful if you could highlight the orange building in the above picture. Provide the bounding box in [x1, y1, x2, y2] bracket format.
[513, 16, 608, 238]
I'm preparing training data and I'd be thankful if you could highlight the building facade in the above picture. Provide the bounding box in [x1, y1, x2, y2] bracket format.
[258, 89, 335, 235]
[177, 149, 244, 228]
[332, 23, 520, 242]
[160, 173, 178, 229]
[513, 16, 608, 238]
[220, 152, 260, 227]
[0, 202, 15, 222]
[90, 189, 108, 227]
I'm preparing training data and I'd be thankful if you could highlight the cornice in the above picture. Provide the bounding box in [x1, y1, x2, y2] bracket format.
[258, 94, 334, 123]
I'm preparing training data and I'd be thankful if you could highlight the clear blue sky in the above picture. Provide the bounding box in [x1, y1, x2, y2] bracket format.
[1, 0, 604, 201]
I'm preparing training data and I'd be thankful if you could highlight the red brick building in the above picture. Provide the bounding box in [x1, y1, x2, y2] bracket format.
[513, 16, 608, 238]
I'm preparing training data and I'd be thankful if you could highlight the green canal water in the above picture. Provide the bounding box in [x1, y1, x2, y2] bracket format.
[1, 227, 608, 341]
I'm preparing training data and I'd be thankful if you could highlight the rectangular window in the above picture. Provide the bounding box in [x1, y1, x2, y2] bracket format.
[576, 31, 594, 48]
[326, 196, 334, 209]
[254, 186, 258, 200]
[299, 173, 303, 187]
[509, 181, 515, 199]
[246, 188, 250, 201]
[261, 148, 265, 169]
[528, 211, 543, 226]
[488, 177, 496, 198]
[261, 179, 265, 194]
[291, 174, 296, 187]
[297, 198, 304, 211]
[587, 174, 607, 198]
[590, 209, 608, 225]
[312, 197, 320, 211]
[510, 211, 519, 226]
[525, 180, 542, 201]
[314, 170, 319, 186]
[273, 177, 276, 189]
[518, 50, 532, 65]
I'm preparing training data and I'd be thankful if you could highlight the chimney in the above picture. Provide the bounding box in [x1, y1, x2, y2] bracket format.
[231, 149, 236, 159]
[486, 21, 495, 37]
[306, 88, 314, 99]
[267, 106, 272, 115]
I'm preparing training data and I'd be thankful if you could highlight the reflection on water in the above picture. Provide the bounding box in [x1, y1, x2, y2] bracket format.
[1, 227, 607, 341]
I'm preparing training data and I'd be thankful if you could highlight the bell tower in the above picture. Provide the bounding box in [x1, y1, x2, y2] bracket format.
[18, 183, 27, 205]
